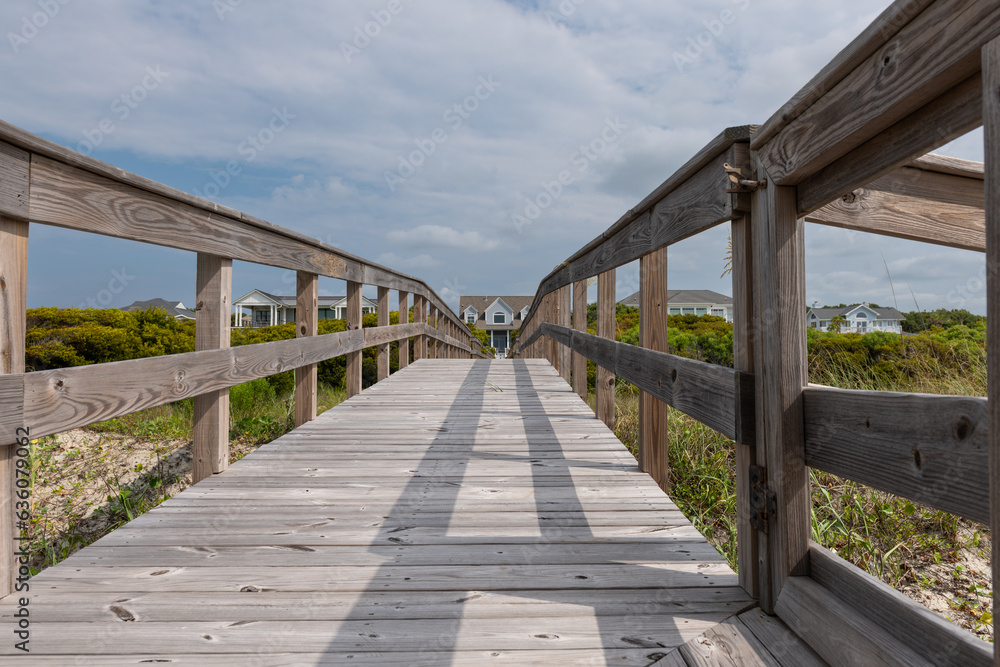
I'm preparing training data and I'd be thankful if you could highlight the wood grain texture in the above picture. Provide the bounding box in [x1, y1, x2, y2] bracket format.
[597, 269, 616, 430]
[640, 247, 669, 487]
[751, 158, 809, 613]
[520, 323, 750, 444]
[983, 35, 1000, 667]
[413, 294, 426, 360]
[0, 141, 29, 220]
[294, 271, 318, 427]
[572, 279, 588, 401]
[0, 216, 26, 598]
[20, 324, 425, 439]
[678, 617, 780, 667]
[755, 1, 1000, 186]
[557, 285, 572, 383]
[774, 576, 928, 667]
[809, 543, 991, 666]
[398, 291, 409, 369]
[377, 286, 390, 380]
[346, 281, 362, 398]
[736, 608, 826, 667]
[192, 254, 232, 483]
[731, 215, 758, 599]
[796, 72, 983, 215]
[0, 375, 23, 445]
[518, 127, 754, 336]
[806, 154, 986, 251]
[803, 386, 988, 524]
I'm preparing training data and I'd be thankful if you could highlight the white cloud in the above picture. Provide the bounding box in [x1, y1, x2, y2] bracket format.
[375, 253, 442, 271]
[387, 225, 500, 252]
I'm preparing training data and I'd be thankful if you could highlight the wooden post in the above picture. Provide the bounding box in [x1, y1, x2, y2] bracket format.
[572, 279, 588, 401]
[983, 37, 1000, 667]
[377, 286, 390, 381]
[544, 293, 555, 367]
[597, 269, 616, 429]
[751, 156, 810, 613]
[398, 291, 409, 370]
[346, 281, 362, 398]
[732, 216, 759, 600]
[557, 285, 571, 384]
[639, 248, 669, 488]
[192, 254, 232, 484]
[0, 216, 27, 598]
[428, 306, 437, 359]
[414, 294, 426, 360]
[294, 271, 318, 427]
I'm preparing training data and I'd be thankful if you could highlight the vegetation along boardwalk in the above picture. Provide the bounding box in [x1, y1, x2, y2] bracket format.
[0, 359, 824, 664]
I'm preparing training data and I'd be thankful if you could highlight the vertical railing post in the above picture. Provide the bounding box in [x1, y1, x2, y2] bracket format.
[982, 37, 1000, 667]
[544, 292, 555, 367]
[751, 155, 809, 613]
[639, 248, 669, 488]
[0, 215, 27, 598]
[414, 294, 426, 360]
[597, 269, 616, 430]
[294, 271, 318, 427]
[193, 253, 232, 484]
[732, 214, 759, 599]
[429, 306, 438, 359]
[377, 286, 390, 382]
[398, 291, 410, 370]
[557, 285, 571, 383]
[572, 279, 588, 401]
[346, 281, 363, 398]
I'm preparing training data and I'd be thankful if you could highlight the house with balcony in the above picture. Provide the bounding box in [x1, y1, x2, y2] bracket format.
[233, 289, 377, 328]
[807, 303, 904, 334]
[619, 289, 733, 322]
[460, 296, 532, 358]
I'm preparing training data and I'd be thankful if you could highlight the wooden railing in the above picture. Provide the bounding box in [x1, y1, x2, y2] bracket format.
[0, 118, 488, 597]
[513, 1, 998, 664]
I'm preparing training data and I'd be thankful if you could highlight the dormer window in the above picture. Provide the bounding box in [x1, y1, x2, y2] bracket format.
[856, 312, 867, 318]
[465, 310, 477, 324]
[493, 312, 506, 325]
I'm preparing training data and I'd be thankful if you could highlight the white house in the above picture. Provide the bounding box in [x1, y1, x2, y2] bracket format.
[807, 304, 904, 334]
[460, 295, 532, 359]
[619, 289, 734, 322]
[233, 290, 377, 328]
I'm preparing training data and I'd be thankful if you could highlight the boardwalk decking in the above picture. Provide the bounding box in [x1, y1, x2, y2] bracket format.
[2, 360, 818, 665]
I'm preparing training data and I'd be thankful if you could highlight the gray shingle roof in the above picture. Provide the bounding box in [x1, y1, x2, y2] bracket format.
[808, 304, 904, 320]
[235, 290, 376, 307]
[459, 296, 534, 327]
[121, 298, 196, 320]
[618, 290, 733, 308]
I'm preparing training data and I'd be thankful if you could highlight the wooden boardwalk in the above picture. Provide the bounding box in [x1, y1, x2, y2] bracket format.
[2, 360, 819, 665]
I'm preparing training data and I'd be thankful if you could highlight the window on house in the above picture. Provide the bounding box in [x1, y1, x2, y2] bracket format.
[696, 308, 708, 315]
[682, 308, 696, 315]
[856, 312, 867, 318]
[669, 308, 681, 315]
[466, 312, 476, 324]
[493, 312, 505, 324]
[711, 308, 725, 316]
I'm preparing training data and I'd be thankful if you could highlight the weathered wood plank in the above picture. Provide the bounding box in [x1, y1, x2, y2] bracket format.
[796, 73, 983, 216]
[21, 323, 425, 438]
[679, 616, 781, 667]
[346, 280, 362, 397]
[0, 215, 26, 598]
[751, 158, 809, 613]
[806, 156, 985, 251]
[521, 324, 750, 443]
[294, 271, 318, 427]
[597, 269, 616, 429]
[755, 2, 1000, 186]
[377, 286, 390, 380]
[983, 34, 1000, 667]
[809, 543, 991, 666]
[0, 141, 29, 220]
[413, 294, 426, 360]
[736, 608, 826, 667]
[774, 576, 928, 667]
[640, 247, 669, 487]
[192, 254, 232, 483]
[572, 279, 588, 400]
[803, 386, 988, 524]
[397, 291, 409, 369]
[732, 214, 759, 599]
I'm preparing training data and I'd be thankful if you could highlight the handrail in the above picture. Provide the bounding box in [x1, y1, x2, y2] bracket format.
[508, 1, 998, 662]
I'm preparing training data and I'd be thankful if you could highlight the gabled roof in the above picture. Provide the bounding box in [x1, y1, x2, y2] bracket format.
[460, 295, 534, 316]
[808, 304, 904, 320]
[618, 290, 733, 308]
[234, 290, 376, 308]
[121, 298, 195, 320]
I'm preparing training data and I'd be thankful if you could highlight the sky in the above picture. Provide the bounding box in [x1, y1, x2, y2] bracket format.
[0, 0, 987, 316]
